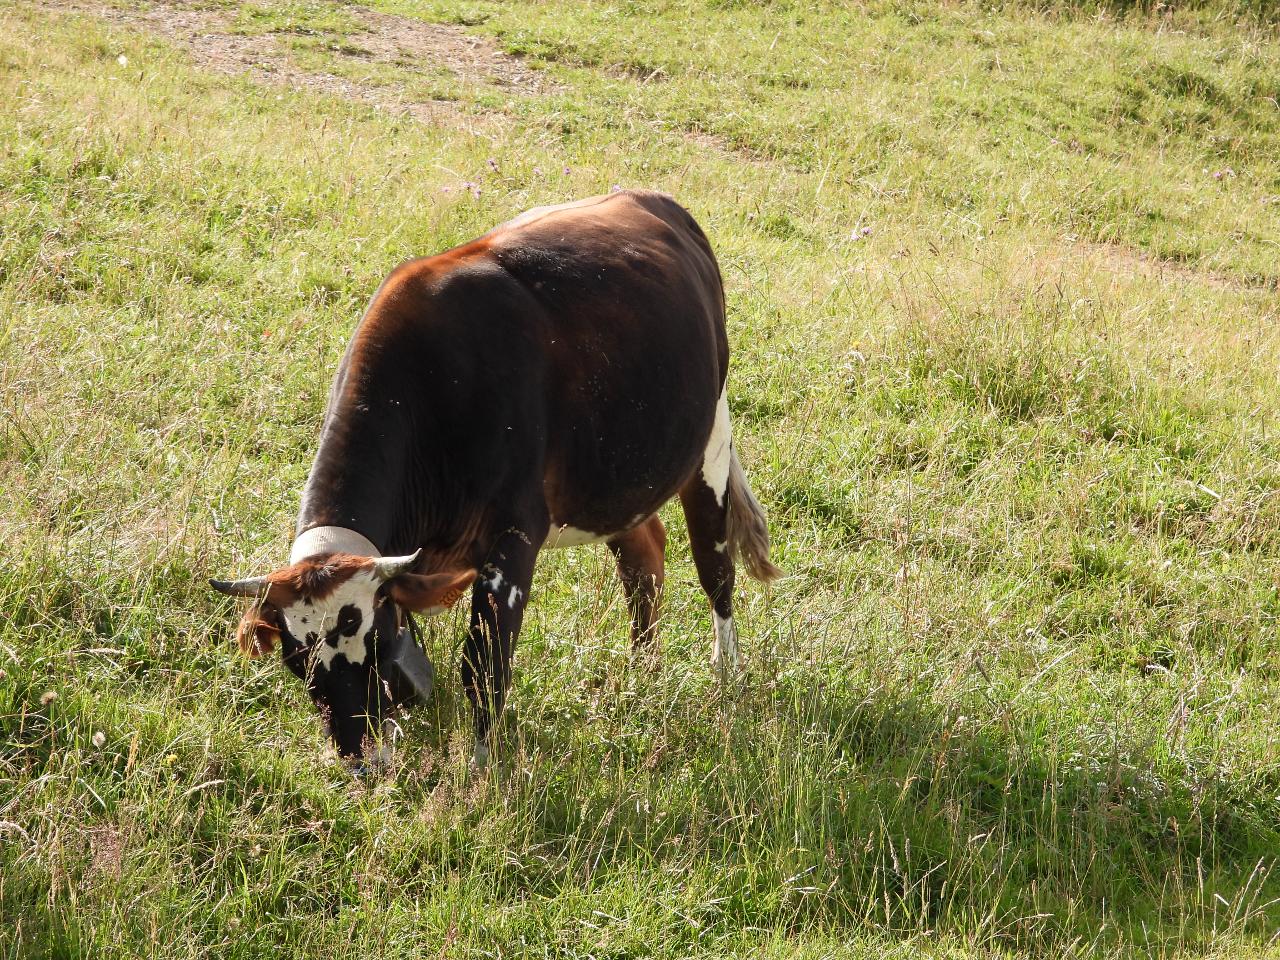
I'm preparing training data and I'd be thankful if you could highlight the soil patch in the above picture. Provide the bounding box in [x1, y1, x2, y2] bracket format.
[1063, 237, 1277, 294]
[35, 0, 556, 127]
[32, 0, 768, 165]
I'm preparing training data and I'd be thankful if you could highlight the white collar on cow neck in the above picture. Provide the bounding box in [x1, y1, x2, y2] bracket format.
[289, 526, 381, 564]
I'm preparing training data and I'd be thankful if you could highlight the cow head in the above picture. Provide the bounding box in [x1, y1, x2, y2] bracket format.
[210, 552, 475, 767]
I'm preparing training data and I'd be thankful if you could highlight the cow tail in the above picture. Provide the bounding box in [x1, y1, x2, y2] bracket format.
[725, 447, 782, 583]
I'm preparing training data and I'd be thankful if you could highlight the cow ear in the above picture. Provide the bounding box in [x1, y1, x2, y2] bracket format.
[385, 569, 476, 614]
[236, 603, 280, 658]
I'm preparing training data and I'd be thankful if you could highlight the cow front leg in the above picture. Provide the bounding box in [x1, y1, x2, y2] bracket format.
[461, 526, 540, 772]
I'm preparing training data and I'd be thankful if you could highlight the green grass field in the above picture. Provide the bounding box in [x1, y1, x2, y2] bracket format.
[3, 0, 1280, 956]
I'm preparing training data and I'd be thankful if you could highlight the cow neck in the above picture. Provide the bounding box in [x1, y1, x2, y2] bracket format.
[295, 436, 473, 565]
[294, 418, 415, 558]
[294, 370, 450, 558]
[295, 287, 472, 561]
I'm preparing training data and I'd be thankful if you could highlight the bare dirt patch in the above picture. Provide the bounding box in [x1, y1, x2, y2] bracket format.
[31, 0, 768, 166]
[34, 0, 556, 127]
[1062, 237, 1277, 294]
[332, 6, 552, 93]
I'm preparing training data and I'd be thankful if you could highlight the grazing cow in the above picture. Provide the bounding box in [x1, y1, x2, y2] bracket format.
[211, 190, 780, 771]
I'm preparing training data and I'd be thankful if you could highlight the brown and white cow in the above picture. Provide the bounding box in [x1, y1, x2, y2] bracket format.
[211, 190, 780, 772]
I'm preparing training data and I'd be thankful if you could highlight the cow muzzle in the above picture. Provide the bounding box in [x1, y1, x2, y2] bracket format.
[382, 623, 436, 707]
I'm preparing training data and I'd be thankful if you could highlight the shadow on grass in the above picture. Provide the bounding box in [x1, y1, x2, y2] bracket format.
[478, 661, 1280, 954]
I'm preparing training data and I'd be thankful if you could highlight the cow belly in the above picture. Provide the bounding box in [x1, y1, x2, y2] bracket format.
[541, 376, 715, 552]
[542, 506, 659, 548]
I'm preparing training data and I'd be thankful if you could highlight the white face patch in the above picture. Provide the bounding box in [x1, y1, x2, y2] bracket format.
[712, 611, 741, 672]
[277, 569, 382, 671]
[701, 388, 732, 506]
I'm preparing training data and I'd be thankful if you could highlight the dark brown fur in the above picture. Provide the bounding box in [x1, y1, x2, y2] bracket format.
[224, 191, 779, 759]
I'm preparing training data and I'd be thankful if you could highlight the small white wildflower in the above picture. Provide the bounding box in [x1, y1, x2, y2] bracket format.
[117, 55, 128, 67]
[92, 731, 106, 749]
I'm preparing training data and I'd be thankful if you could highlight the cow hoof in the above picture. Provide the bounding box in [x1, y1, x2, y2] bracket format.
[711, 613, 743, 678]
[468, 742, 491, 777]
[713, 660, 745, 683]
[630, 643, 663, 672]
[346, 747, 395, 781]
[711, 648, 745, 685]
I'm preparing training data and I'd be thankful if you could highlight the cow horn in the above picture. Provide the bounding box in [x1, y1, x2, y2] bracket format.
[371, 549, 423, 581]
[209, 575, 270, 598]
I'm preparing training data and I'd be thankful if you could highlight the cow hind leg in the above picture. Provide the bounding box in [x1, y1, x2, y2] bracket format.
[607, 514, 666, 650]
[680, 387, 741, 673]
[680, 389, 781, 675]
[680, 475, 740, 673]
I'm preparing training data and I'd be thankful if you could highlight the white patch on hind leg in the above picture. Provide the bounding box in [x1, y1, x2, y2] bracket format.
[712, 611, 741, 673]
[701, 388, 732, 506]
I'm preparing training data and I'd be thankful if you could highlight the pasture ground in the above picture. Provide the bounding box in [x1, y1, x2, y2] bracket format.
[3, 0, 1280, 956]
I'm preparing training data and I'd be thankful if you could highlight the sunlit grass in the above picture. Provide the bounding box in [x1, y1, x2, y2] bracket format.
[2, 1, 1280, 957]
